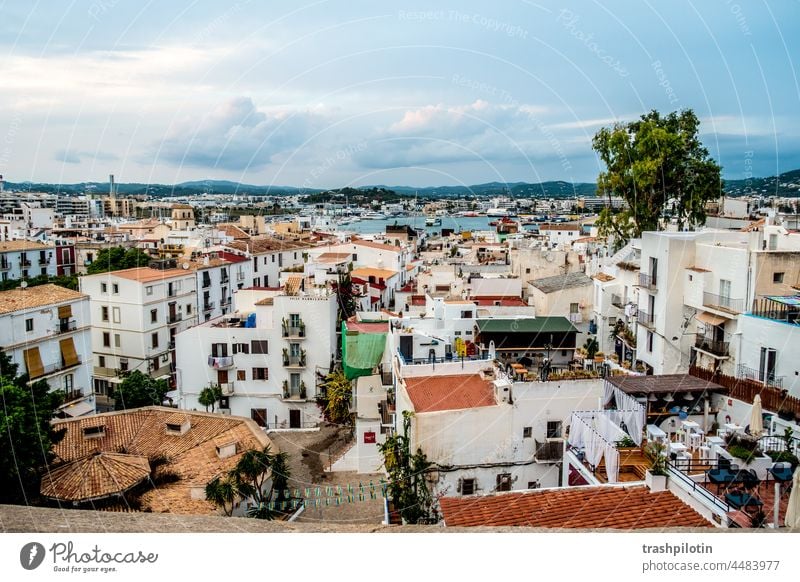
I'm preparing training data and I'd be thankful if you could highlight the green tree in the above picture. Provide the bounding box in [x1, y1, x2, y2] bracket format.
[198, 384, 223, 412]
[316, 370, 353, 426]
[113, 370, 168, 410]
[378, 411, 435, 524]
[0, 351, 65, 504]
[204, 475, 238, 516]
[334, 271, 360, 324]
[583, 337, 599, 360]
[593, 109, 722, 248]
[87, 247, 152, 274]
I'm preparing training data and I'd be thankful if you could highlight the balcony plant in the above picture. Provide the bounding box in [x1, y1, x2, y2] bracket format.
[281, 318, 288, 337]
[594, 351, 605, 363]
[299, 381, 307, 400]
[282, 380, 290, 399]
[299, 349, 307, 367]
[615, 435, 637, 450]
[282, 348, 289, 366]
[298, 321, 306, 337]
[644, 441, 668, 491]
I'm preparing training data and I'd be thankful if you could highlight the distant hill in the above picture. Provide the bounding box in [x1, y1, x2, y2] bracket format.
[4, 169, 799, 199]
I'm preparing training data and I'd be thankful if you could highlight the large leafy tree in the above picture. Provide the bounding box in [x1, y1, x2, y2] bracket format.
[113, 370, 168, 410]
[0, 351, 65, 504]
[87, 247, 152, 274]
[593, 109, 722, 247]
[378, 411, 435, 524]
[316, 370, 353, 426]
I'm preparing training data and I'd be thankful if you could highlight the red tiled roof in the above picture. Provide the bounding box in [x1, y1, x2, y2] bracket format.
[404, 374, 495, 413]
[440, 486, 713, 529]
[216, 251, 248, 264]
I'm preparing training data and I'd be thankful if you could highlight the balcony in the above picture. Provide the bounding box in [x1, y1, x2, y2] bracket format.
[220, 275, 230, 285]
[208, 355, 234, 369]
[54, 319, 77, 334]
[0, 262, 10, 270]
[736, 364, 784, 390]
[534, 440, 564, 463]
[167, 312, 183, 324]
[219, 382, 235, 396]
[38, 258, 48, 266]
[750, 296, 800, 324]
[703, 292, 744, 314]
[611, 294, 624, 308]
[29, 358, 82, 380]
[281, 320, 306, 338]
[62, 388, 84, 404]
[694, 335, 729, 357]
[636, 309, 655, 328]
[638, 273, 657, 290]
[282, 380, 307, 399]
[202, 278, 212, 289]
[203, 301, 215, 312]
[568, 312, 583, 324]
[19, 258, 32, 267]
[220, 297, 231, 307]
[282, 350, 307, 368]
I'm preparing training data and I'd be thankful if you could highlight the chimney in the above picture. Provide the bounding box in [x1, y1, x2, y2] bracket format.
[109, 174, 116, 198]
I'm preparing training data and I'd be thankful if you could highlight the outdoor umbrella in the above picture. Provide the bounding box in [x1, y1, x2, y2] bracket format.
[785, 467, 800, 529]
[749, 395, 763, 438]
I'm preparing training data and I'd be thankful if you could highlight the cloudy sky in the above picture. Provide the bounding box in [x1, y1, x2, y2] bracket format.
[1, 0, 798, 187]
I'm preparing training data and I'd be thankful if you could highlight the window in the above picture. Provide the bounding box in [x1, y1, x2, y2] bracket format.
[101, 306, 109, 321]
[63, 374, 74, 391]
[522, 427, 532, 438]
[454, 331, 461, 336]
[101, 282, 107, 293]
[465, 330, 472, 336]
[146, 286, 153, 296]
[98, 355, 106, 368]
[119, 358, 128, 372]
[237, 370, 246, 381]
[102, 332, 110, 347]
[114, 334, 121, 348]
[251, 340, 269, 354]
[112, 283, 119, 294]
[460, 310, 473, 318]
[609, 316, 617, 326]
[527, 481, 541, 490]
[252, 368, 269, 380]
[759, 347, 777, 384]
[151, 333, 159, 348]
[251, 408, 267, 427]
[546, 420, 563, 439]
[773, 272, 785, 284]
[232, 343, 249, 354]
[460, 478, 476, 496]
[211, 343, 228, 357]
[271, 254, 275, 263]
[150, 309, 158, 323]
[352, 253, 358, 261]
[570, 302, 579, 314]
[647, 331, 654, 353]
[496, 473, 512, 492]
[525, 268, 531, 274]
[112, 307, 121, 323]
[186, 303, 192, 315]
[83, 425, 106, 439]
[25, 318, 33, 332]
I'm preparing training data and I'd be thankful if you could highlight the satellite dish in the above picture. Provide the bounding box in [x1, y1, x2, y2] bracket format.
[182, 262, 189, 270]
[20, 281, 28, 288]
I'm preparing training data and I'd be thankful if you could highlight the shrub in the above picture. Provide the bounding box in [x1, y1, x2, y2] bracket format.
[767, 450, 799, 469]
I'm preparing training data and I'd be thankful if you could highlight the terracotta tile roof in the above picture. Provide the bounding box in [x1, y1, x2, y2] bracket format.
[593, 273, 615, 282]
[404, 374, 496, 413]
[218, 223, 251, 240]
[284, 275, 302, 295]
[351, 267, 398, 280]
[0, 240, 51, 252]
[46, 407, 272, 514]
[539, 223, 580, 231]
[108, 267, 191, 283]
[315, 252, 351, 264]
[41, 452, 151, 503]
[440, 486, 713, 529]
[351, 238, 402, 252]
[471, 296, 527, 306]
[228, 236, 312, 254]
[345, 321, 389, 333]
[741, 218, 765, 232]
[0, 284, 87, 315]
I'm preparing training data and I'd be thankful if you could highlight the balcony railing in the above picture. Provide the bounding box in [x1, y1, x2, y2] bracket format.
[568, 312, 583, 324]
[219, 382, 235, 396]
[611, 294, 624, 308]
[220, 276, 229, 284]
[19, 259, 32, 267]
[54, 319, 77, 334]
[703, 292, 744, 314]
[202, 278, 212, 289]
[534, 440, 564, 462]
[283, 354, 307, 367]
[694, 335, 729, 357]
[62, 388, 84, 404]
[208, 355, 234, 369]
[736, 364, 784, 390]
[168, 312, 183, 324]
[750, 297, 800, 324]
[203, 301, 215, 312]
[282, 323, 306, 338]
[636, 309, 654, 328]
[220, 297, 231, 306]
[38, 258, 48, 265]
[30, 358, 83, 380]
[638, 273, 657, 290]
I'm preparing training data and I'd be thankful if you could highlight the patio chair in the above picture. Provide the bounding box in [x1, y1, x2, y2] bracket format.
[707, 467, 735, 493]
[734, 469, 761, 492]
[766, 462, 794, 495]
[725, 491, 763, 512]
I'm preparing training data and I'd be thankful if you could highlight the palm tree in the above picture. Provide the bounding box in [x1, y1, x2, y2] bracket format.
[204, 475, 237, 516]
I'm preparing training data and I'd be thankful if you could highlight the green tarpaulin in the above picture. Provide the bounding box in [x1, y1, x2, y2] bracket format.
[342, 321, 387, 380]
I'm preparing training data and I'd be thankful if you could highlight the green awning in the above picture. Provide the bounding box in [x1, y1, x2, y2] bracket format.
[475, 317, 577, 334]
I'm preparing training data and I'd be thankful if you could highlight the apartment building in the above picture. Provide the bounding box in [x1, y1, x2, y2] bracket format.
[225, 236, 314, 289]
[80, 265, 199, 396]
[193, 251, 252, 322]
[0, 240, 58, 282]
[175, 287, 337, 429]
[527, 272, 593, 331]
[0, 284, 94, 417]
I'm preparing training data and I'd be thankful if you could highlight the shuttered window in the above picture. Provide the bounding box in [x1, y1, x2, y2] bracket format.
[57, 304, 73, 319]
[23, 347, 44, 378]
[59, 337, 79, 367]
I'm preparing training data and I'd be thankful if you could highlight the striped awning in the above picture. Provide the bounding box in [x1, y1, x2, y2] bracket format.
[696, 311, 727, 326]
[23, 347, 44, 378]
[59, 337, 79, 367]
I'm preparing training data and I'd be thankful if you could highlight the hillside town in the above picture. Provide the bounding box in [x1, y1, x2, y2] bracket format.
[1, 170, 799, 531]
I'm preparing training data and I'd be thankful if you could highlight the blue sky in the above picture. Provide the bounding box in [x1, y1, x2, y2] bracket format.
[1, 0, 798, 187]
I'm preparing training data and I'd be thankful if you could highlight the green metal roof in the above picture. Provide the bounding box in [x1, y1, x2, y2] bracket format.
[475, 317, 578, 334]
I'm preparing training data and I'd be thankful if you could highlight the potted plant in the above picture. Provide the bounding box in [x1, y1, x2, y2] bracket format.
[644, 441, 668, 492]
[583, 337, 599, 361]
[615, 435, 637, 450]
[299, 381, 307, 400]
[299, 348, 307, 367]
[282, 380, 290, 399]
[282, 348, 290, 366]
[594, 351, 605, 363]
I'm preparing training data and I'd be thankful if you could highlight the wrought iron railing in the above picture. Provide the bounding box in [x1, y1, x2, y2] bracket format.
[703, 292, 744, 314]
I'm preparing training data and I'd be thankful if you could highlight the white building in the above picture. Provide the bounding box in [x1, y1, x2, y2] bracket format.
[80, 266, 199, 397]
[0, 284, 94, 417]
[225, 236, 314, 289]
[193, 251, 252, 322]
[175, 287, 337, 428]
[0, 240, 58, 282]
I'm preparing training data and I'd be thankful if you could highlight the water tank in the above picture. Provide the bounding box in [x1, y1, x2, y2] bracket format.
[245, 313, 257, 328]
